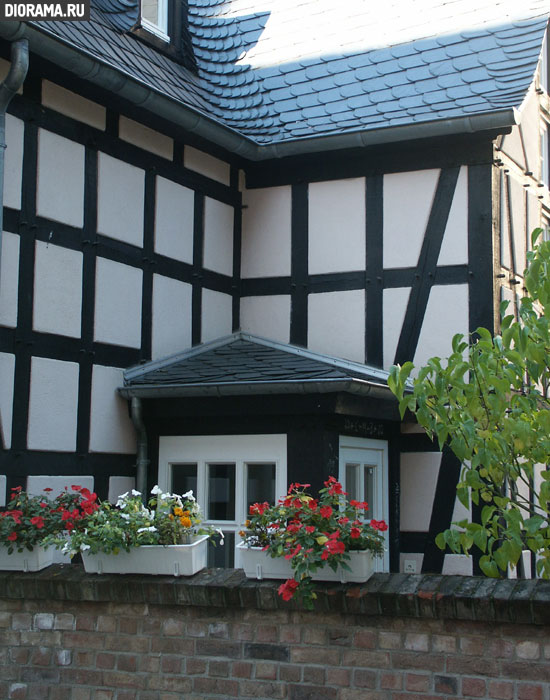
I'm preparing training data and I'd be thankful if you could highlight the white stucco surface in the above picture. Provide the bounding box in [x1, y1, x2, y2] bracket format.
[184, 145, 230, 185]
[108, 476, 136, 503]
[308, 289, 365, 363]
[0, 231, 19, 328]
[203, 197, 234, 277]
[119, 117, 173, 160]
[437, 166, 468, 266]
[94, 257, 143, 348]
[89, 365, 136, 454]
[154, 176, 194, 263]
[97, 152, 145, 247]
[0, 352, 15, 450]
[241, 186, 291, 278]
[42, 81, 106, 130]
[26, 475, 94, 498]
[442, 554, 473, 575]
[152, 274, 192, 359]
[27, 356, 79, 452]
[400, 451, 441, 532]
[308, 178, 366, 274]
[201, 288, 233, 342]
[37, 129, 85, 228]
[240, 295, 291, 343]
[4, 114, 24, 210]
[383, 169, 439, 269]
[33, 241, 83, 338]
[382, 287, 411, 369]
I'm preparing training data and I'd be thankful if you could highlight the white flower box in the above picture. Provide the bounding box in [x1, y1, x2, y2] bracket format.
[81, 535, 209, 576]
[237, 543, 376, 583]
[0, 545, 54, 572]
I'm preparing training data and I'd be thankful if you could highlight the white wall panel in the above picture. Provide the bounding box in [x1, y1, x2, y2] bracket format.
[27, 357, 79, 452]
[33, 241, 82, 338]
[400, 452, 441, 531]
[308, 289, 365, 363]
[4, 114, 24, 210]
[26, 475, 94, 498]
[0, 352, 15, 450]
[108, 476, 136, 503]
[94, 257, 143, 348]
[413, 284, 469, 373]
[241, 186, 291, 278]
[442, 554, 472, 575]
[437, 166, 468, 266]
[203, 197, 234, 277]
[97, 152, 144, 247]
[37, 129, 85, 228]
[0, 475, 6, 507]
[201, 288, 233, 343]
[240, 295, 291, 343]
[308, 178, 366, 274]
[89, 365, 136, 454]
[383, 169, 439, 269]
[382, 287, 410, 370]
[154, 176, 194, 263]
[152, 274, 192, 359]
[184, 145, 230, 185]
[42, 81, 106, 130]
[119, 117, 173, 160]
[0, 231, 19, 328]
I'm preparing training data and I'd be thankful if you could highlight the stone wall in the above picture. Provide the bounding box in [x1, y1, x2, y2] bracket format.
[1, 567, 550, 700]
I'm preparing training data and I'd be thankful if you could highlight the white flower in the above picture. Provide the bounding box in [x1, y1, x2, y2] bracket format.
[182, 490, 196, 502]
[150, 485, 162, 495]
[120, 513, 131, 521]
[80, 544, 91, 551]
[216, 528, 225, 545]
[131, 489, 141, 496]
[137, 526, 157, 533]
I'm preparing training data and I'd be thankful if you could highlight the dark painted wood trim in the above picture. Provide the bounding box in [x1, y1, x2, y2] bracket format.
[400, 531, 428, 553]
[290, 183, 308, 346]
[398, 432, 439, 453]
[141, 169, 156, 362]
[192, 192, 204, 345]
[231, 167, 242, 332]
[365, 175, 384, 366]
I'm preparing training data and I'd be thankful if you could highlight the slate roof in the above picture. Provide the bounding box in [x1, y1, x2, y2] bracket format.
[120, 332, 394, 398]
[18, 0, 550, 150]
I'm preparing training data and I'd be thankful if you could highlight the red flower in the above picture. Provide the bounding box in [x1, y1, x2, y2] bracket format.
[249, 502, 269, 516]
[320, 506, 333, 519]
[11, 486, 22, 493]
[338, 517, 349, 525]
[7, 532, 17, 541]
[9, 510, 22, 524]
[350, 527, 361, 539]
[278, 578, 299, 601]
[287, 522, 302, 534]
[284, 544, 302, 560]
[287, 483, 310, 494]
[71, 485, 82, 492]
[324, 476, 345, 496]
[61, 511, 72, 522]
[307, 499, 318, 511]
[39, 502, 48, 509]
[370, 519, 388, 532]
[30, 516, 45, 529]
[43, 488, 53, 493]
[350, 500, 369, 510]
[305, 526, 315, 534]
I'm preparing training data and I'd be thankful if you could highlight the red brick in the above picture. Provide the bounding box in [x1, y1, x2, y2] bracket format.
[279, 665, 301, 682]
[31, 647, 51, 667]
[8, 684, 27, 700]
[94, 693, 114, 700]
[75, 616, 95, 631]
[434, 675, 458, 695]
[354, 630, 377, 649]
[292, 647, 341, 666]
[303, 666, 325, 684]
[118, 618, 138, 635]
[9, 648, 29, 665]
[406, 673, 431, 692]
[404, 633, 429, 652]
[139, 655, 160, 673]
[326, 668, 351, 687]
[447, 657, 499, 677]
[161, 619, 184, 636]
[518, 684, 545, 700]
[257, 626, 279, 643]
[461, 637, 486, 656]
[117, 655, 137, 672]
[516, 642, 541, 660]
[102, 671, 146, 690]
[257, 662, 278, 680]
[148, 675, 192, 694]
[239, 680, 286, 698]
[96, 617, 116, 633]
[378, 632, 402, 650]
[12, 615, 32, 631]
[462, 677, 487, 697]
[501, 662, 550, 682]
[388, 651, 443, 673]
[60, 669, 103, 686]
[96, 653, 116, 670]
[488, 680, 514, 700]
[208, 660, 230, 677]
[232, 661, 253, 679]
[160, 655, 182, 674]
[185, 658, 207, 675]
[354, 670, 377, 689]
[193, 677, 239, 696]
[280, 626, 301, 644]
[380, 672, 403, 690]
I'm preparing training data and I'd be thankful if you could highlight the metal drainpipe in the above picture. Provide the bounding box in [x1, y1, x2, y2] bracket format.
[0, 39, 28, 450]
[130, 397, 149, 500]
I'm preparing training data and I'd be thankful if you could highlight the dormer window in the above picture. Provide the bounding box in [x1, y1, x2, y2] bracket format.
[141, 0, 169, 41]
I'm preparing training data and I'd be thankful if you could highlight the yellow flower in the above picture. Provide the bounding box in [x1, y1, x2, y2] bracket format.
[183, 510, 190, 516]
[168, 514, 174, 520]
[180, 516, 192, 528]
[316, 536, 328, 545]
[174, 507, 183, 517]
[245, 520, 251, 528]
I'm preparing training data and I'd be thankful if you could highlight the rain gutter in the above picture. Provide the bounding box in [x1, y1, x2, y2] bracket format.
[0, 21, 518, 162]
[130, 397, 149, 501]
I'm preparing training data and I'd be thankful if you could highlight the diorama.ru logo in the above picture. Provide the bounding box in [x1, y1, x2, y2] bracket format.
[0, 0, 89, 20]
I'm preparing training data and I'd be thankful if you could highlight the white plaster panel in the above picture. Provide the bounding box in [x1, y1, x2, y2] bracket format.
[201, 288, 233, 343]
[26, 475, 94, 498]
[510, 177, 527, 274]
[152, 274, 192, 359]
[94, 257, 143, 348]
[308, 178, 366, 274]
[451, 491, 470, 524]
[437, 166, 468, 266]
[89, 365, 136, 454]
[382, 287, 410, 370]
[154, 176, 194, 263]
[97, 152, 144, 247]
[0, 58, 21, 90]
[36, 129, 84, 228]
[442, 555, 472, 576]
[241, 186, 291, 278]
[204, 197, 234, 277]
[520, 89, 541, 176]
[108, 476, 136, 503]
[413, 284, 469, 373]
[27, 356, 79, 452]
[400, 452, 441, 531]
[42, 81, 106, 130]
[33, 240, 82, 338]
[0, 352, 15, 450]
[500, 126, 525, 169]
[500, 173, 511, 270]
[4, 114, 24, 210]
[383, 169, 440, 269]
[0, 231, 19, 328]
[119, 117, 173, 160]
[240, 295, 291, 344]
[527, 190, 541, 240]
[184, 145, 230, 185]
[0, 475, 6, 507]
[308, 289, 365, 363]
[399, 553, 423, 573]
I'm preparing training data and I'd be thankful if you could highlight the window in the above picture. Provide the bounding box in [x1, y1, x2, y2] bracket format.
[540, 30, 549, 94]
[158, 435, 287, 567]
[542, 126, 549, 189]
[140, 0, 169, 41]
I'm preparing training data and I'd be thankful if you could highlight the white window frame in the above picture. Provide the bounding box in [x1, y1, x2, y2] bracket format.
[141, 0, 169, 42]
[158, 434, 287, 566]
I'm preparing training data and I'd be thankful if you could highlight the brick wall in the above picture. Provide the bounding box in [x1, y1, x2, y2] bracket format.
[1, 568, 550, 699]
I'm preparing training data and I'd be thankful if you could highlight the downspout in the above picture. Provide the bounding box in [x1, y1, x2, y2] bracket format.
[130, 397, 149, 500]
[0, 39, 28, 450]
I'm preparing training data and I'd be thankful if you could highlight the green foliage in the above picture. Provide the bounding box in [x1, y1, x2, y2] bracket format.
[388, 231, 550, 578]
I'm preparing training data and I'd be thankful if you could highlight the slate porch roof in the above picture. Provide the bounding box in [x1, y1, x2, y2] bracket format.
[2, 0, 548, 156]
[119, 332, 395, 399]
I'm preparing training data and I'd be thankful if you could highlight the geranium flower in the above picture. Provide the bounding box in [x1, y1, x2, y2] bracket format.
[320, 506, 333, 518]
[370, 519, 388, 531]
[350, 527, 361, 539]
[278, 578, 299, 601]
[43, 488, 53, 493]
[7, 532, 17, 541]
[305, 526, 315, 534]
[30, 516, 45, 529]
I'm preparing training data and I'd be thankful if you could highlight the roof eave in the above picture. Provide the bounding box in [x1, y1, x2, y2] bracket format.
[0, 21, 520, 162]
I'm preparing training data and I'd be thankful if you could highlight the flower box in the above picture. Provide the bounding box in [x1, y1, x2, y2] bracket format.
[81, 535, 209, 576]
[0, 545, 54, 572]
[237, 543, 376, 583]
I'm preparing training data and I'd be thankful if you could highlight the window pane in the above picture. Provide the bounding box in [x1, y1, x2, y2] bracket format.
[141, 0, 159, 26]
[247, 463, 275, 510]
[346, 462, 360, 501]
[208, 531, 235, 568]
[364, 465, 375, 517]
[208, 463, 235, 520]
[171, 463, 197, 497]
